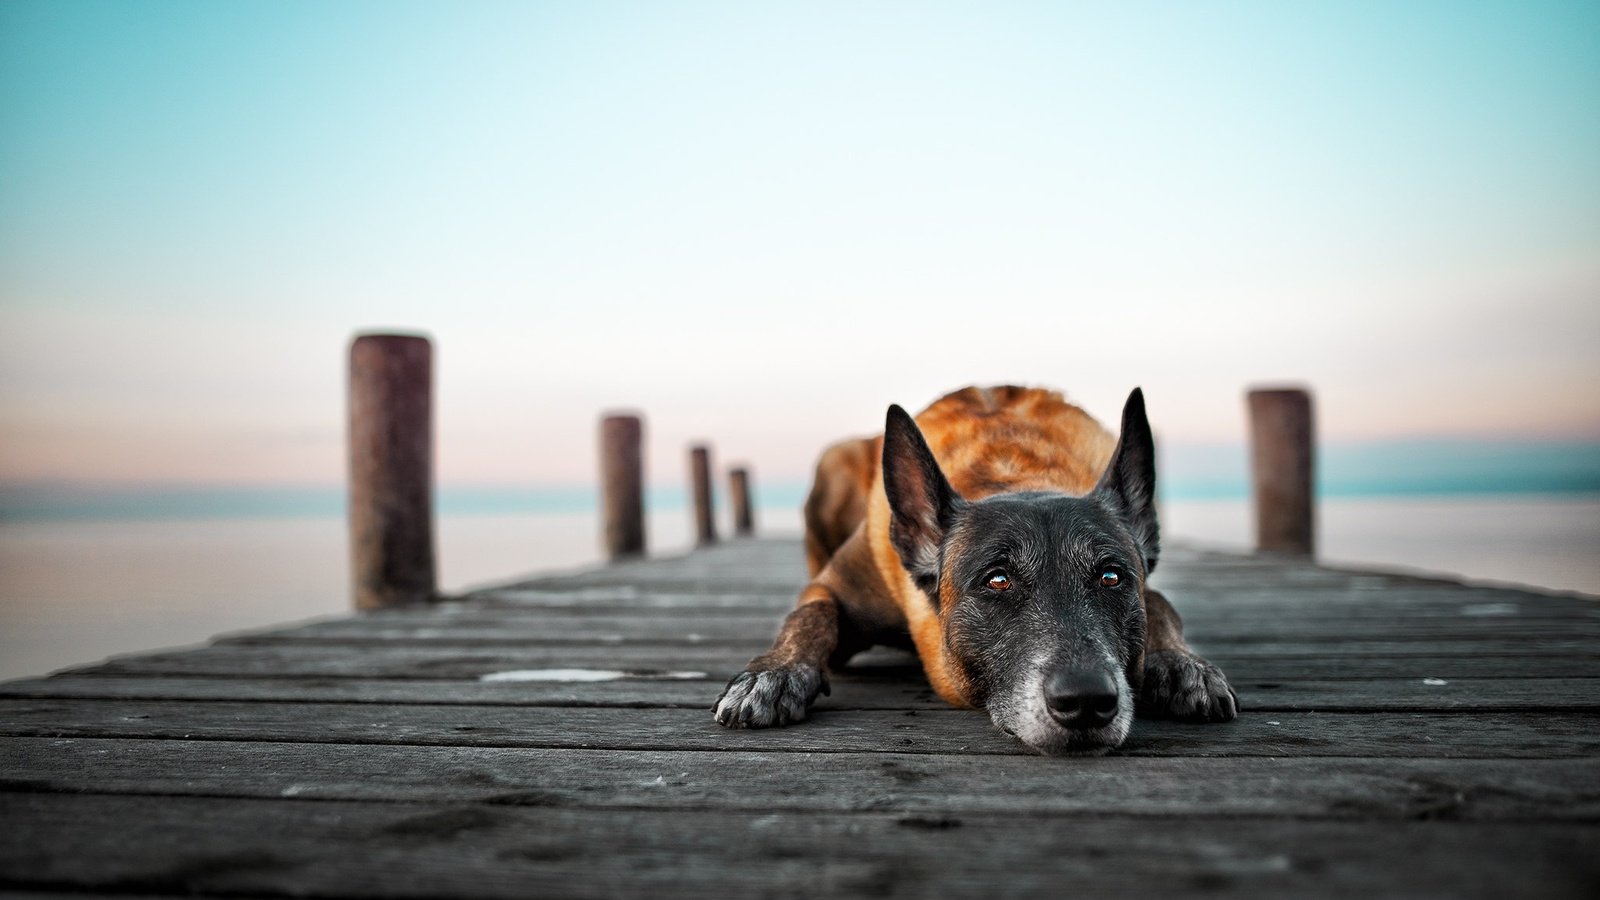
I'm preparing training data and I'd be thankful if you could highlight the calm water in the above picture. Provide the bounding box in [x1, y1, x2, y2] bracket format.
[1, 495, 1596, 681]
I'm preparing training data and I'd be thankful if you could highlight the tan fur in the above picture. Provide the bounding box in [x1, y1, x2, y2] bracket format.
[802, 437, 878, 576]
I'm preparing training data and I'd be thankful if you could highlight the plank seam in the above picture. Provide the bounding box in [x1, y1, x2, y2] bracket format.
[0, 731, 1588, 759]
[4, 784, 1596, 826]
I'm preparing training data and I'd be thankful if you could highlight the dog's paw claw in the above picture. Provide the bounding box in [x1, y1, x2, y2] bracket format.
[1139, 650, 1238, 722]
[713, 663, 826, 728]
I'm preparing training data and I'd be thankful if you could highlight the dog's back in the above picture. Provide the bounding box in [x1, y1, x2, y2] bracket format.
[910, 386, 1117, 499]
[804, 386, 1117, 572]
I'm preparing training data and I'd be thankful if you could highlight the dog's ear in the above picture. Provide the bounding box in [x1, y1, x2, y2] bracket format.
[1094, 387, 1160, 574]
[883, 403, 961, 591]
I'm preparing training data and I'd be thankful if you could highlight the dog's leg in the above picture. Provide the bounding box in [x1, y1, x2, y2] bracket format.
[1138, 588, 1238, 722]
[714, 582, 841, 728]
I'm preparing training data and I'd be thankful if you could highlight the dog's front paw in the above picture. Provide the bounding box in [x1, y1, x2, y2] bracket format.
[713, 662, 829, 728]
[1139, 650, 1238, 722]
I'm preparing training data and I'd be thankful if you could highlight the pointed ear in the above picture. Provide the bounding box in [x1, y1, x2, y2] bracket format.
[882, 404, 961, 590]
[1094, 388, 1160, 573]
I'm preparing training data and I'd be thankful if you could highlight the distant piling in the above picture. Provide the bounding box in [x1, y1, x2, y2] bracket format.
[348, 333, 437, 609]
[690, 444, 717, 545]
[600, 414, 646, 559]
[1248, 387, 1315, 556]
[729, 467, 754, 537]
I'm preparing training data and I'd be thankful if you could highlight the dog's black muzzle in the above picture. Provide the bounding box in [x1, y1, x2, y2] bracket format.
[1043, 667, 1121, 730]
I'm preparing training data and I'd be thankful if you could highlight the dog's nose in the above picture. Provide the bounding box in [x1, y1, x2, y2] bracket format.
[1044, 668, 1120, 729]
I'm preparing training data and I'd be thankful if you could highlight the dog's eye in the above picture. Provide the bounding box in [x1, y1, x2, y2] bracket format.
[985, 570, 1012, 591]
[1098, 570, 1121, 589]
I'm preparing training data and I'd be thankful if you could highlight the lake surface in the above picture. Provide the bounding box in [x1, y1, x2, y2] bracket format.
[1, 494, 1596, 681]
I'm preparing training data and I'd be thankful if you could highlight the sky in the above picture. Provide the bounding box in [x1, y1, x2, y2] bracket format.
[1, 1, 1597, 492]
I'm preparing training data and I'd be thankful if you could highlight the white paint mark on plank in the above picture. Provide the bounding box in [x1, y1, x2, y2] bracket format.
[479, 669, 707, 683]
[1423, 677, 1449, 686]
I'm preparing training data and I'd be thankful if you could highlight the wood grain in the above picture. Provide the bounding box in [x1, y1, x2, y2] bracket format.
[3, 538, 1596, 898]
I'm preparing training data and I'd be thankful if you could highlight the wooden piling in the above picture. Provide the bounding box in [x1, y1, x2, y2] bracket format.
[1248, 387, 1315, 556]
[348, 333, 436, 609]
[729, 467, 754, 537]
[689, 445, 717, 545]
[600, 414, 646, 559]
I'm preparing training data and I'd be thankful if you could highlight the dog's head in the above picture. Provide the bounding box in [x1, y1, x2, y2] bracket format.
[883, 388, 1157, 755]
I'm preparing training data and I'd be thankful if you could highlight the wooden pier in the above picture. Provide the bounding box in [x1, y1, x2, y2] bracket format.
[2, 537, 1597, 897]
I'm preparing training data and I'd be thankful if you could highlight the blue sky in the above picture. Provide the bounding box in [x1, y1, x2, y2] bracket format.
[1, 1, 1597, 489]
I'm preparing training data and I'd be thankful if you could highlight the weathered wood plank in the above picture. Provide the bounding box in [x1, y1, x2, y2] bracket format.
[2, 539, 1595, 899]
[2, 794, 1595, 899]
[1228, 678, 1600, 711]
[470, 588, 794, 610]
[219, 611, 1599, 646]
[57, 642, 1600, 681]
[1, 675, 901, 710]
[7, 738, 1598, 822]
[0, 894, 191, 900]
[472, 579, 1596, 612]
[1150, 585, 1597, 612]
[2, 700, 1595, 758]
[454, 600, 1593, 650]
[1189, 638, 1597, 657]
[279, 598, 1600, 626]
[6, 674, 1595, 712]
[222, 616, 784, 646]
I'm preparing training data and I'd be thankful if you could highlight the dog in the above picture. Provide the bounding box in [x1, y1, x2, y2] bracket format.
[713, 385, 1237, 754]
